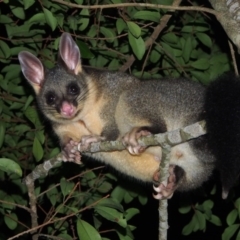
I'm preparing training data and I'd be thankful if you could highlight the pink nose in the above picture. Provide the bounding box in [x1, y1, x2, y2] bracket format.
[61, 101, 75, 117]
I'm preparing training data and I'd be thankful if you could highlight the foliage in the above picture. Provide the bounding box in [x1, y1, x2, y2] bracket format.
[0, 0, 237, 239]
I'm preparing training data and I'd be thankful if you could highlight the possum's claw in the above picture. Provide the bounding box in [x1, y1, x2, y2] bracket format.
[123, 127, 151, 155]
[78, 135, 105, 151]
[222, 188, 229, 199]
[152, 165, 178, 200]
[62, 140, 82, 164]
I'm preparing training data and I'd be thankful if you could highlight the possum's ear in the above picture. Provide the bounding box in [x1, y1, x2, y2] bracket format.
[18, 51, 45, 94]
[59, 33, 82, 75]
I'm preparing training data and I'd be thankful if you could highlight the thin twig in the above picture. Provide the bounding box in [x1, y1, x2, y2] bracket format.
[8, 195, 109, 240]
[228, 40, 239, 76]
[52, 0, 218, 16]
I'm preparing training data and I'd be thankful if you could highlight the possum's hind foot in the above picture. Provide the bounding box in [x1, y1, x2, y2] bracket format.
[122, 127, 151, 155]
[153, 165, 184, 199]
[78, 135, 105, 151]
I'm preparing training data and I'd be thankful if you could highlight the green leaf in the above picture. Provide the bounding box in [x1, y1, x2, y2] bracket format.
[236, 199, 240, 219]
[125, 208, 140, 221]
[97, 198, 124, 212]
[215, 53, 229, 63]
[209, 215, 222, 226]
[4, 213, 18, 230]
[182, 37, 192, 63]
[195, 25, 210, 32]
[202, 200, 214, 210]
[210, 185, 217, 195]
[182, 216, 195, 235]
[182, 24, 209, 33]
[24, 107, 41, 126]
[196, 33, 212, 48]
[133, 10, 160, 23]
[46, 185, 59, 206]
[227, 209, 238, 226]
[0, 40, 11, 59]
[32, 137, 43, 162]
[0, 15, 13, 24]
[191, 58, 209, 70]
[138, 194, 147, 205]
[8, 84, 26, 95]
[47, 147, 60, 159]
[10, 6, 25, 19]
[95, 206, 127, 228]
[204, 208, 212, 220]
[128, 33, 145, 60]
[150, 49, 161, 64]
[77, 219, 101, 240]
[60, 178, 74, 197]
[100, 27, 115, 43]
[9, 102, 24, 110]
[179, 205, 191, 214]
[192, 214, 199, 232]
[222, 224, 240, 240]
[23, 0, 35, 9]
[97, 181, 112, 193]
[195, 210, 206, 230]
[116, 231, 132, 240]
[90, 55, 109, 68]
[2, 195, 15, 210]
[35, 130, 45, 145]
[116, 18, 126, 34]
[162, 32, 178, 44]
[77, 40, 93, 59]
[161, 42, 174, 58]
[108, 59, 120, 70]
[123, 191, 134, 204]
[0, 158, 22, 177]
[6, 23, 35, 38]
[191, 70, 209, 84]
[127, 21, 141, 38]
[57, 234, 73, 240]
[43, 8, 58, 31]
[28, 13, 46, 25]
[67, 16, 78, 31]
[79, 9, 90, 31]
[0, 123, 6, 148]
[111, 186, 125, 202]
[87, 25, 97, 38]
[236, 229, 240, 240]
[23, 95, 34, 110]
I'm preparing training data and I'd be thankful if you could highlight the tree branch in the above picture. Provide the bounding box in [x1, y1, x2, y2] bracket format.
[209, 0, 240, 52]
[23, 120, 207, 185]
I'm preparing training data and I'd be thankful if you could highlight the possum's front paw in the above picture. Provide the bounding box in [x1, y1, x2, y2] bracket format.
[78, 135, 105, 151]
[62, 140, 82, 164]
[152, 165, 184, 199]
[122, 127, 151, 155]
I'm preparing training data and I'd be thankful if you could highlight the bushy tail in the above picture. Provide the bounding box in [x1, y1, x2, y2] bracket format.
[205, 73, 240, 198]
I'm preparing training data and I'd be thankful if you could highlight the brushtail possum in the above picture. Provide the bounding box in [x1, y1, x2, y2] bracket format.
[18, 33, 240, 199]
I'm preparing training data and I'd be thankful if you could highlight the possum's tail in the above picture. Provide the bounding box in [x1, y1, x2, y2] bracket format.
[205, 73, 240, 198]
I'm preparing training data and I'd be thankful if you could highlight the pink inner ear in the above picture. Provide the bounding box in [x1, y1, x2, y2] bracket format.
[59, 33, 81, 72]
[18, 51, 44, 86]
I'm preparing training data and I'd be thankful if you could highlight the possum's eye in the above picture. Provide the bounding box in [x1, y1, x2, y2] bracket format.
[45, 92, 56, 105]
[67, 82, 80, 96]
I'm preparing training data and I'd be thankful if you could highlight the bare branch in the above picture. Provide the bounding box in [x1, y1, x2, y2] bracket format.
[52, 0, 218, 15]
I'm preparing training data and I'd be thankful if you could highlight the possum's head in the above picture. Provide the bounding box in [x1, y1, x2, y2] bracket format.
[18, 33, 89, 124]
